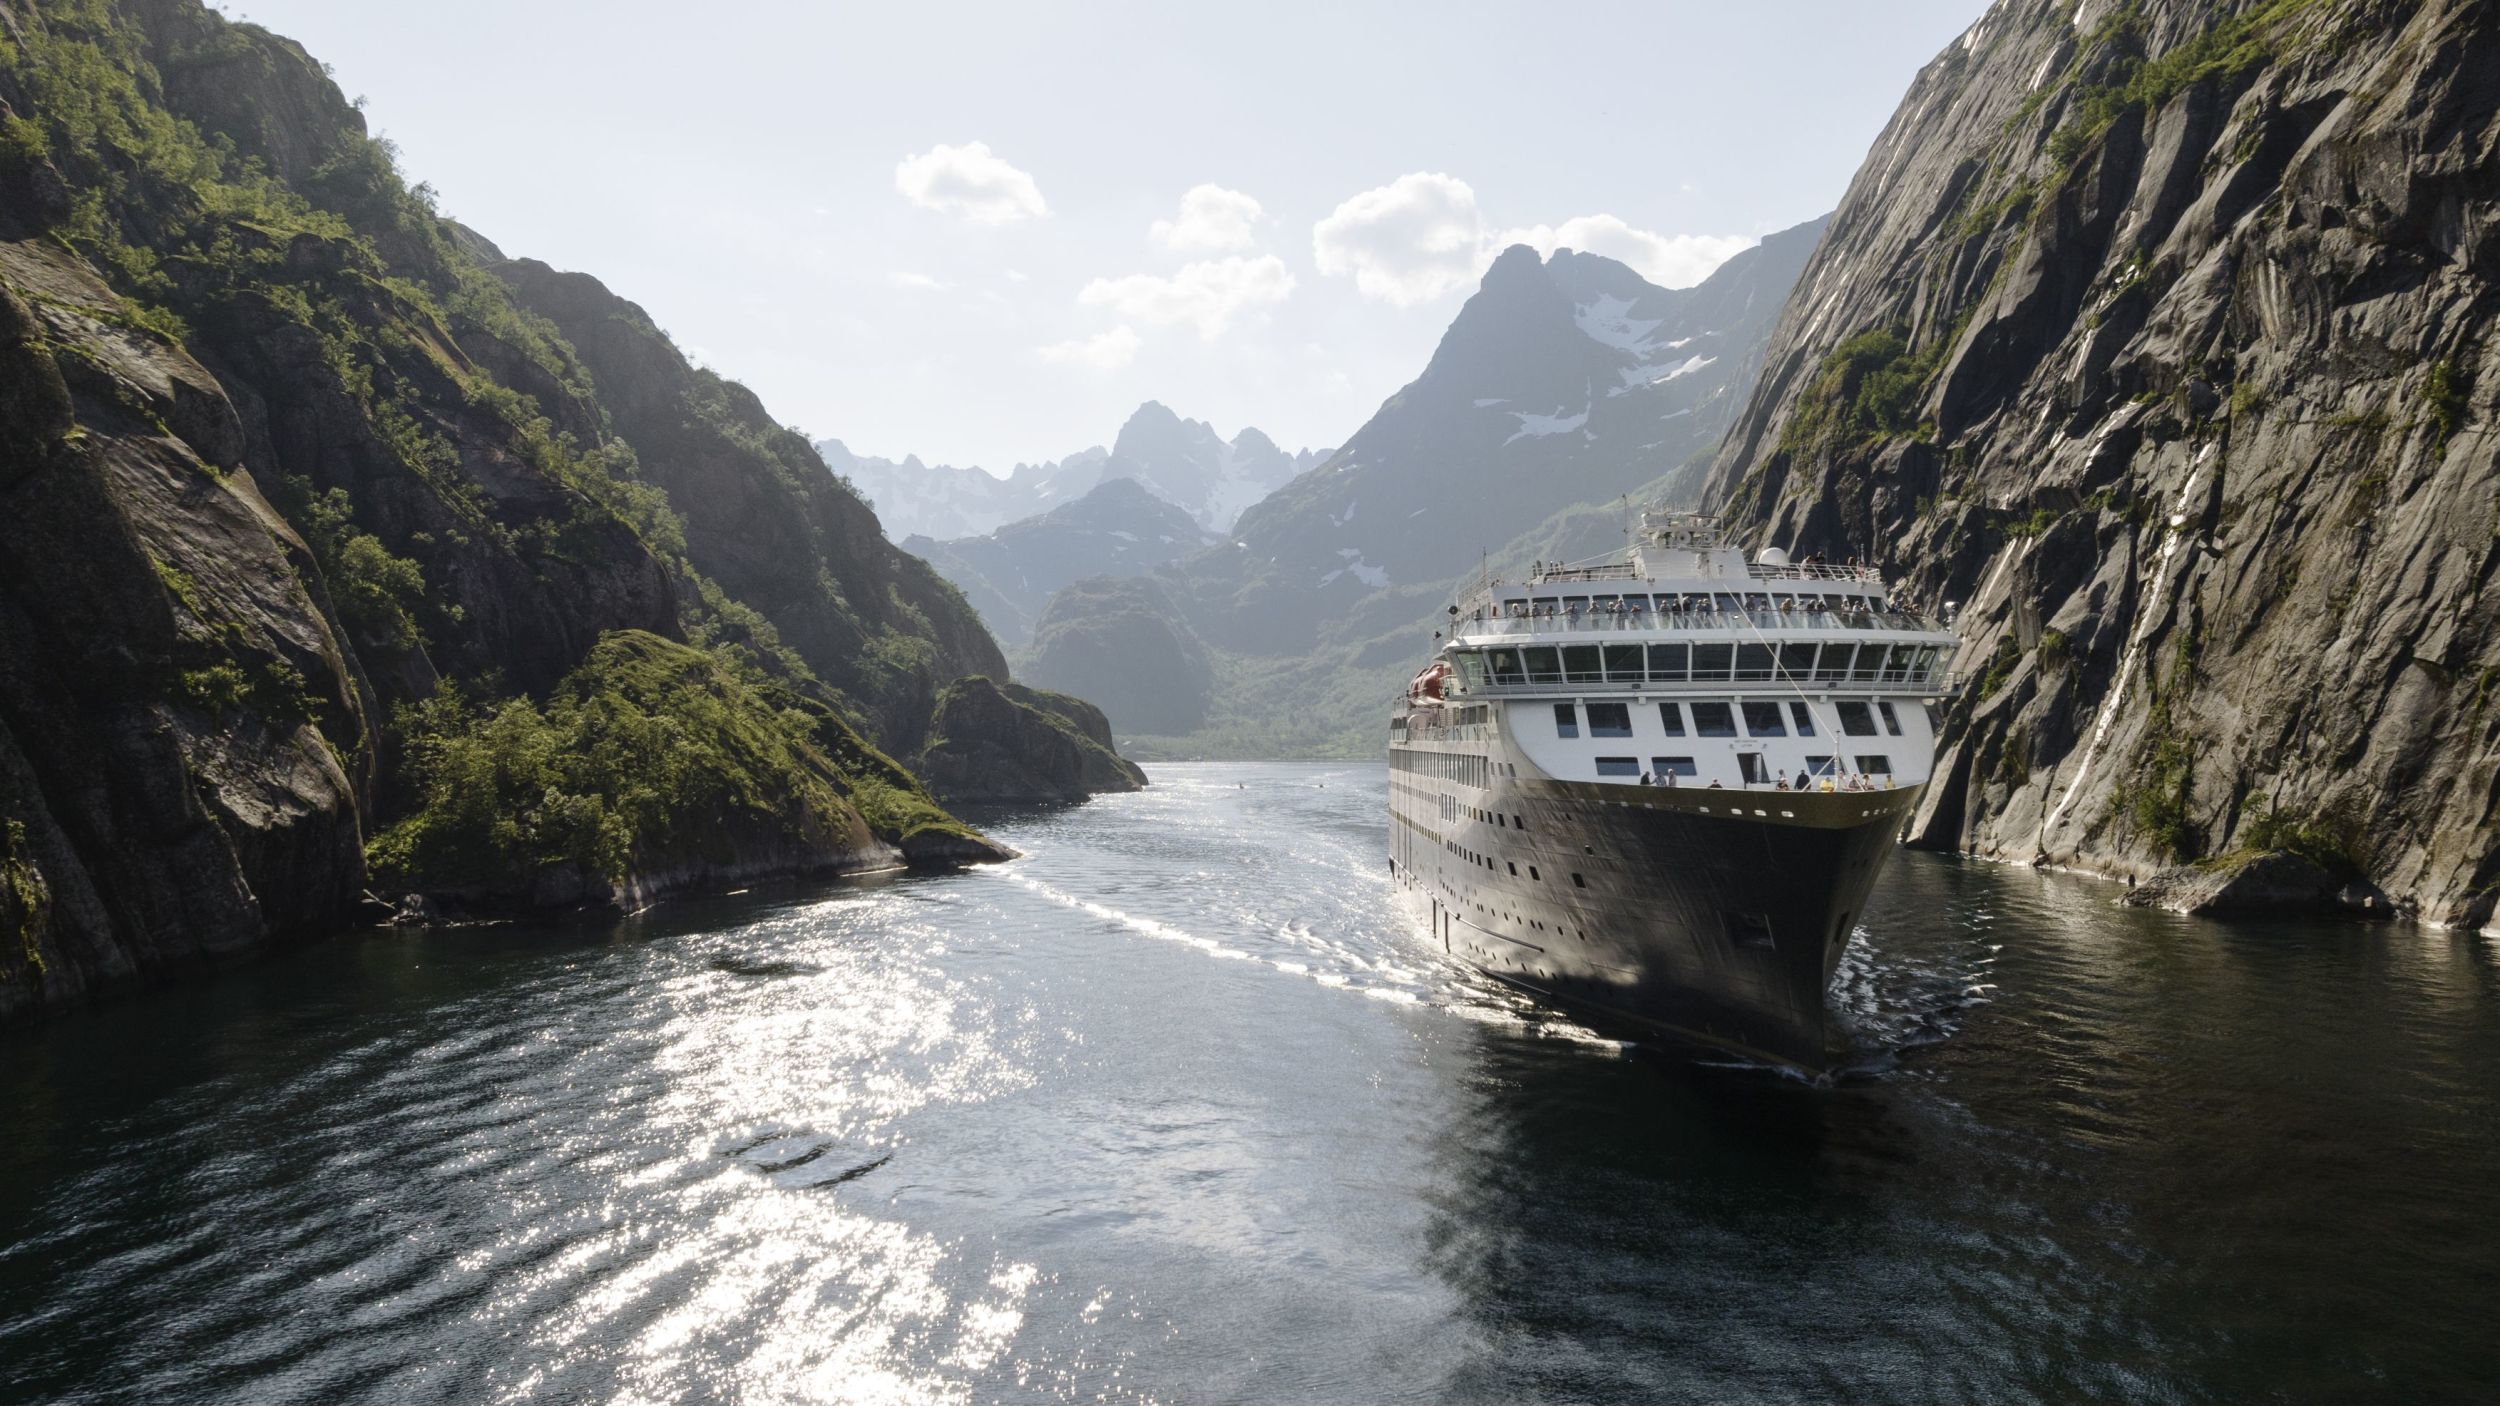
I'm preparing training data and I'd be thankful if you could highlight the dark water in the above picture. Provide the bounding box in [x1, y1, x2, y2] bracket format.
[4, 763, 2497, 1405]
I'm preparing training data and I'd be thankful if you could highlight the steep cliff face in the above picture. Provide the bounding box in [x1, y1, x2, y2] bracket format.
[1705, 0, 2500, 925]
[0, 0, 1109, 1019]
[486, 254, 1006, 750]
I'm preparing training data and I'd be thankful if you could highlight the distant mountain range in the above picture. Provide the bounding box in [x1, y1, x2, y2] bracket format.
[994, 219, 1829, 747]
[904, 477, 1217, 647]
[819, 402, 1328, 542]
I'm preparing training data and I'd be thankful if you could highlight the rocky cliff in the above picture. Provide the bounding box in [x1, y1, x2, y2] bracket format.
[0, 0, 1132, 1019]
[1704, 0, 2499, 926]
[916, 676, 1148, 806]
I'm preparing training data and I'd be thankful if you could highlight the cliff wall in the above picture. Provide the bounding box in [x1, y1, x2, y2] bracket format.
[1704, 0, 2500, 925]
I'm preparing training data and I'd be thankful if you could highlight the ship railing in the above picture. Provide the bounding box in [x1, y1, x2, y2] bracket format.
[1455, 609, 1948, 637]
[1743, 561, 1883, 582]
[1449, 668, 1949, 696]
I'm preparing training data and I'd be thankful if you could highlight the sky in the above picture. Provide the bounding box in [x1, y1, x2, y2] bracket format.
[218, 0, 1988, 473]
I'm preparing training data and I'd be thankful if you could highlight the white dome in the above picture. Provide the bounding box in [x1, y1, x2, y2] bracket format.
[1754, 546, 1792, 567]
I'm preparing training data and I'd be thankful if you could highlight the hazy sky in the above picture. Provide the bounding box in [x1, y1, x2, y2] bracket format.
[222, 0, 1986, 472]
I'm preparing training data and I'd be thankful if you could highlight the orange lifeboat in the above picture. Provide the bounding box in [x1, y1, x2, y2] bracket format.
[1406, 660, 1449, 704]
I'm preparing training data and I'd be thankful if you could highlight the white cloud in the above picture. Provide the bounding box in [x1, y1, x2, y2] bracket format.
[1492, 214, 1755, 289]
[893, 141, 1047, 224]
[1002, 268, 1030, 283]
[1036, 326, 1141, 369]
[1150, 184, 1264, 252]
[1078, 255, 1295, 338]
[887, 271, 948, 291]
[1311, 172, 1485, 307]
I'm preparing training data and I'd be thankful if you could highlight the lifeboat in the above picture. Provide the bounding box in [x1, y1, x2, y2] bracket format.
[1405, 660, 1449, 704]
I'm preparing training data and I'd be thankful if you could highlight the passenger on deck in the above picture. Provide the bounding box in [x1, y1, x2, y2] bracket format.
[1775, 776, 1791, 791]
[1795, 769, 1811, 790]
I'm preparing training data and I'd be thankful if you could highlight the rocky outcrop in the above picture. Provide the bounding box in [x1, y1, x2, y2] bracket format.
[914, 676, 1147, 805]
[2124, 851, 2393, 917]
[1704, 0, 2500, 927]
[1022, 577, 1218, 736]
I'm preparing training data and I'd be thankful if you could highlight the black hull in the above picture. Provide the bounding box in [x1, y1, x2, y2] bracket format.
[1391, 778, 1918, 1071]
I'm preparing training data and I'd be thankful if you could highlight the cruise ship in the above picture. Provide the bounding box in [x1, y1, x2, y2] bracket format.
[1387, 511, 1958, 1071]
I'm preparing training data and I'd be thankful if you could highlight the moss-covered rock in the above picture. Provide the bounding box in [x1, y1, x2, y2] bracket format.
[915, 676, 1146, 805]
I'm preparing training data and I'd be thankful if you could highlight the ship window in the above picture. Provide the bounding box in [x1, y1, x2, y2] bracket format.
[1487, 649, 1525, 685]
[1528, 865, 1540, 880]
[1878, 700, 1903, 735]
[1651, 756, 1698, 778]
[1914, 645, 1942, 683]
[1587, 702, 1632, 737]
[1514, 814, 1525, 831]
[1778, 642, 1818, 681]
[1553, 703, 1580, 738]
[1563, 645, 1603, 683]
[1523, 646, 1563, 683]
[1603, 643, 1644, 681]
[1690, 643, 1734, 680]
[1596, 757, 1640, 777]
[1738, 752, 1771, 785]
[1507, 861, 1517, 875]
[1789, 701, 1816, 735]
[1691, 702, 1738, 737]
[1455, 652, 1488, 686]
[1646, 642, 1687, 680]
[1837, 701, 1879, 736]
[1852, 645, 1885, 681]
[1572, 873, 1586, 889]
[1563, 596, 1590, 615]
[1816, 643, 1856, 683]
[1658, 702, 1686, 736]
[1713, 593, 1743, 616]
[1734, 643, 1775, 680]
[1856, 754, 1895, 775]
[1742, 702, 1786, 736]
[1805, 754, 1837, 777]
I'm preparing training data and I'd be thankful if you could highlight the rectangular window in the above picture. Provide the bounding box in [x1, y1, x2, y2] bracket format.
[1837, 701, 1879, 736]
[1742, 701, 1787, 736]
[1603, 643, 1644, 682]
[1487, 649, 1525, 686]
[1816, 643, 1856, 683]
[1563, 644, 1603, 683]
[1586, 702, 1632, 737]
[1856, 754, 1895, 775]
[1596, 757, 1640, 778]
[1553, 703, 1580, 738]
[1690, 643, 1734, 680]
[1513, 814, 1525, 831]
[1646, 642, 1688, 681]
[1528, 865, 1540, 880]
[1455, 652, 1488, 686]
[1804, 754, 1837, 777]
[1738, 752, 1770, 785]
[1852, 645, 1885, 682]
[1523, 646, 1563, 683]
[1878, 700, 1903, 736]
[1778, 642, 1818, 681]
[1650, 756, 1698, 778]
[1733, 643, 1775, 680]
[1789, 701, 1816, 736]
[1691, 702, 1738, 737]
[1657, 702, 1686, 736]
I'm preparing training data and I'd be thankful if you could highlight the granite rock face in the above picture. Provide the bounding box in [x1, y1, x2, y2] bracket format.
[1705, 0, 2500, 927]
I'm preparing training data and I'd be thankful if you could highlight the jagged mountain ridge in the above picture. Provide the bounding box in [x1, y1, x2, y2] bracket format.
[1703, 0, 2500, 924]
[905, 477, 1218, 647]
[820, 402, 1328, 541]
[1166, 222, 1829, 656]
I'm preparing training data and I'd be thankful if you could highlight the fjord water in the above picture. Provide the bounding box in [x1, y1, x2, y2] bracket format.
[4, 765, 2496, 1404]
